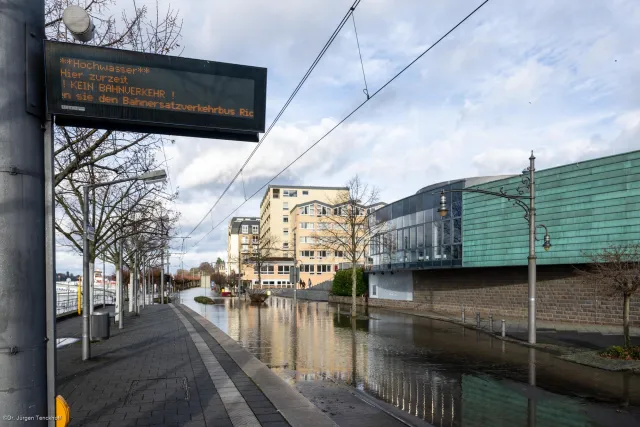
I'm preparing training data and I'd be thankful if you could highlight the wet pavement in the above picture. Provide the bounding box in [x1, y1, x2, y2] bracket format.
[182, 289, 640, 427]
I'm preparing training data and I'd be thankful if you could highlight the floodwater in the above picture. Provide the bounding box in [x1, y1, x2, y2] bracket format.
[182, 289, 640, 427]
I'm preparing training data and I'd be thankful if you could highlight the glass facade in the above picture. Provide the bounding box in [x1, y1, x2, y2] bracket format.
[369, 181, 463, 270]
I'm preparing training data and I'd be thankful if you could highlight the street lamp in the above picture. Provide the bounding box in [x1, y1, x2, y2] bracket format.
[62, 5, 95, 43]
[436, 151, 550, 344]
[82, 169, 167, 361]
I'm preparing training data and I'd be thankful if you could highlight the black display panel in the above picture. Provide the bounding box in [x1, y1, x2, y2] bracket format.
[45, 41, 267, 141]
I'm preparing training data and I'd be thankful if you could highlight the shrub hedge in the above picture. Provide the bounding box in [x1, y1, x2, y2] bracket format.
[332, 268, 367, 297]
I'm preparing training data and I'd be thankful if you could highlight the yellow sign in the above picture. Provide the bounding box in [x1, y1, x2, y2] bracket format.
[56, 395, 70, 427]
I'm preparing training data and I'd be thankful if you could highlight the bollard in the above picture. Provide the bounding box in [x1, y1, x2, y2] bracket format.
[489, 315, 493, 333]
[476, 312, 480, 328]
[501, 319, 506, 338]
[461, 307, 465, 324]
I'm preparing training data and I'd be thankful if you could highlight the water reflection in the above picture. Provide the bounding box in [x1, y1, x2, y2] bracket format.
[183, 291, 640, 427]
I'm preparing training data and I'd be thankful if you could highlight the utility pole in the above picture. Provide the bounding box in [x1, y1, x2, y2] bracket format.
[0, 0, 48, 420]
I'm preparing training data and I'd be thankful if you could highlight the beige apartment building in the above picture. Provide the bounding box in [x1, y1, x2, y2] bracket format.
[229, 185, 383, 289]
[258, 185, 353, 287]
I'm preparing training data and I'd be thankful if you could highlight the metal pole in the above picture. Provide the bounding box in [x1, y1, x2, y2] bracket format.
[44, 117, 57, 425]
[489, 315, 493, 333]
[119, 239, 124, 329]
[115, 245, 120, 322]
[501, 319, 506, 338]
[0, 1, 48, 419]
[142, 260, 146, 307]
[461, 306, 465, 324]
[83, 185, 91, 360]
[134, 251, 139, 314]
[476, 312, 480, 328]
[161, 249, 165, 304]
[528, 152, 537, 344]
[103, 257, 106, 308]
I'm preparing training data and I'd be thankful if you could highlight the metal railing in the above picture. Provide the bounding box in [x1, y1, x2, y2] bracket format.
[56, 290, 116, 316]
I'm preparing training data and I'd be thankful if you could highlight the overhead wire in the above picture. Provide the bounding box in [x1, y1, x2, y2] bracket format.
[184, 0, 363, 240]
[188, 0, 491, 252]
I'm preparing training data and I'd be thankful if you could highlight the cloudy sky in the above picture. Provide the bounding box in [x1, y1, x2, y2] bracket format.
[57, 0, 640, 275]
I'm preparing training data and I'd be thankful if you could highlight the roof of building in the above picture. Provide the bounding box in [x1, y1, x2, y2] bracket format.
[228, 217, 260, 234]
[415, 175, 516, 194]
[260, 184, 349, 206]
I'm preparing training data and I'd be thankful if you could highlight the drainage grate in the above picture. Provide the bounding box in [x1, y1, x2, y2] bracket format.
[123, 377, 189, 406]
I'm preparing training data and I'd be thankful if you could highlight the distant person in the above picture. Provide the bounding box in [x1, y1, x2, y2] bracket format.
[308, 278, 312, 288]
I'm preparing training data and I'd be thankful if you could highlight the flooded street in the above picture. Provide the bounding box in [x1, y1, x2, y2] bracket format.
[182, 289, 640, 427]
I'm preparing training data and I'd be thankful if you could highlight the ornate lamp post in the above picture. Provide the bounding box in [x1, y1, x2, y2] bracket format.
[436, 151, 550, 344]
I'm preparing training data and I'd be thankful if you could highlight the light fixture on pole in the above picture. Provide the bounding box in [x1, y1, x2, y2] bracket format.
[62, 5, 95, 43]
[435, 152, 550, 344]
[82, 169, 167, 361]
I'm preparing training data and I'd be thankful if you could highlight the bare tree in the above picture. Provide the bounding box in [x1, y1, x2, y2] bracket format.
[576, 244, 640, 347]
[313, 175, 383, 317]
[236, 233, 280, 290]
[46, 0, 183, 185]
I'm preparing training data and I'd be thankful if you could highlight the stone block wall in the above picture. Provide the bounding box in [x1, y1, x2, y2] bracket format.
[411, 265, 640, 325]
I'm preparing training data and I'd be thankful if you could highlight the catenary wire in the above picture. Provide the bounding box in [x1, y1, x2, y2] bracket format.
[188, 0, 491, 251]
[184, 0, 363, 239]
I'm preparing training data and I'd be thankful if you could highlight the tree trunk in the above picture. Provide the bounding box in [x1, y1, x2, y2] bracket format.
[623, 293, 631, 347]
[351, 263, 357, 318]
[257, 264, 261, 291]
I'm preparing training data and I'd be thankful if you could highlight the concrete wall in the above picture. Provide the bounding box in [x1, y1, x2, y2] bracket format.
[369, 271, 413, 301]
[463, 150, 640, 267]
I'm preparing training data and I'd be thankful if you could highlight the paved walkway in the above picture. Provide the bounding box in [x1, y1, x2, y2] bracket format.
[56, 303, 337, 427]
[370, 307, 640, 350]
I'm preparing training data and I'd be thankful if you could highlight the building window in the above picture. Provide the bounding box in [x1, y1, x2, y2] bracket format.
[259, 265, 275, 274]
[317, 250, 327, 258]
[278, 265, 291, 275]
[241, 225, 248, 234]
[300, 222, 314, 230]
[301, 250, 314, 257]
[301, 264, 315, 273]
[317, 264, 331, 273]
[242, 244, 249, 252]
[335, 250, 344, 257]
[283, 242, 289, 249]
[283, 190, 298, 197]
[300, 236, 315, 244]
[333, 207, 343, 216]
[252, 225, 259, 234]
[252, 236, 258, 244]
[283, 216, 289, 223]
[318, 206, 328, 216]
[283, 202, 289, 210]
[301, 205, 315, 215]
[303, 190, 309, 195]
[372, 284, 377, 297]
[273, 189, 280, 199]
[283, 228, 289, 237]
[241, 236, 248, 244]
